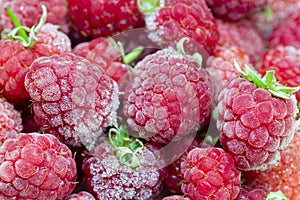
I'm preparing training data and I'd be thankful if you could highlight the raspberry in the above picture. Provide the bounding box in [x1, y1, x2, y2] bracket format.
[268, 12, 300, 48]
[73, 37, 128, 83]
[236, 186, 267, 200]
[143, 0, 219, 54]
[217, 75, 298, 171]
[0, 0, 70, 33]
[123, 45, 214, 144]
[0, 7, 71, 105]
[82, 126, 165, 200]
[64, 191, 95, 200]
[164, 136, 202, 194]
[67, 0, 145, 38]
[258, 46, 300, 102]
[242, 132, 300, 199]
[181, 147, 241, 200]
[0, 132, 77, 199]
[24, 53, 119, 149]
[163, 195, 191, 200]
[216, 19, 265, 64]
[206, 0, 271, 21]
[0, 98, 22, 144]
[206, 46, 252, 94]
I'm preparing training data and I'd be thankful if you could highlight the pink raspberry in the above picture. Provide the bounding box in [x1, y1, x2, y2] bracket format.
[64, 191, 95, 200]
[25, 53, 119, 150]
[0, 132, 77, 199]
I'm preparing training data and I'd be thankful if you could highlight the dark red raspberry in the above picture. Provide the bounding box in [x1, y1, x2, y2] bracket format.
[24, 53, 119, 150]
[0, 132, 77, 199]
[67, 0, 145, 38]
[216, 19, 265, 64]
[143, 0, 219, 54]
[206, 46, 252, 94]
[123, 44, 215, 144]
[73, 37, 127, 83]
[236, 186, 267, 200]
[0, 0, 70, 33]
[217, 68, 299, 171]
[0, 98, 22, 144]
[82, 126, 165, 200]
[181, 147, 241, 200]
[0, 7, 71, 105]
[206, 0, 271, 21]
[258, 46, 300, 102]
[242, 132, 300, 199]
[64, 191, 95, 200]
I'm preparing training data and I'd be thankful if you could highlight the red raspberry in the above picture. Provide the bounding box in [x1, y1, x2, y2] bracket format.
[206, 46, 252, 94]
[0, 98, 22, 144]
[24, 53, 119, 149]
[123, 46, 215, 144]
[67, 0, 145, 38]
[242, 132, 300, 199]
[82, 126, 165, 200]
[216, 19, 265, 64]
[73, 37, 128, 83]
[0, 0, 70, 33]
[0, 132, 77, 199]
[164, 136, 202, 194]
[246, 0, 300, 39]
[64, 191, 95, 200]
[144, 0, 219, 54]
[181, 147, 241, 200]
[217, 75, 298, 170]
[258, 46, 300, 102]
[206, 0, 271, 21]
[0, 14, 71, 105]
[268, 12, 300, 48]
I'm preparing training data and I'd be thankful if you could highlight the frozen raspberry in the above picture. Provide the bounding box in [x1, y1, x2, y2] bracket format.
[143, 0, 219, 54]
[206, 0, 271, 21]
[206, 46, 252, 94]
[242, 132, 300, 199]
[246, 0, 300, 39]
[258, 46, 300, 102]
[73, 37, 127, 83]
[164, 136, 202, 194]
[216, 19, 265, 64]
[123, 42, 215, 144]
[0, 132, 77, 199]
[64, 191, 95, 200]
[82, 126, 165, 200]
[0, 0, 70, 33]
[217, 66, 299, 171]
[181, 147, 241, 200]
[0, 98, 22, 144]
[67, 0, 145, 38]
[0, 7, 71, 105]
[24, 53, 119, 150]
[268, 12, 300, 48]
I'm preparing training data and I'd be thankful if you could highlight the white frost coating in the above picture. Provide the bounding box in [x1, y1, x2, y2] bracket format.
[103, 81, 120, 127]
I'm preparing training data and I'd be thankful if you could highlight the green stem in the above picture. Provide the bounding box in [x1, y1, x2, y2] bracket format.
[123, 46, 144, 64]
[262, 7, 273, 21]
[137, 0, 161, 14]
[5, 7, 28, 43]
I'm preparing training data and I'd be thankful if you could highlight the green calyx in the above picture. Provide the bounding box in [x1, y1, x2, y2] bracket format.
[176, 37, 203, 67]
[265, 191, 287, 200]
[109, 125, 144, 168]
[2, 5, 47, 48]
[137, 0, 161, 14]
[234, 60, 300, 99]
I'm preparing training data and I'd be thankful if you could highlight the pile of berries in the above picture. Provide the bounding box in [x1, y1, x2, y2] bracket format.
[0, 0, 299, 199]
